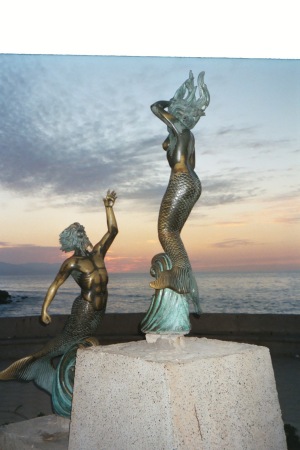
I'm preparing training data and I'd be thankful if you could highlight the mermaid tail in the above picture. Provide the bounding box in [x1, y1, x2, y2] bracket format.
[52, 337, 98, 417]
[150, 267, 190, 293]
[149, 266, 200, 312]
[150, 171, 201, 312]
[0, 353, 56, 393]
[142, 253, 199, 334]
[0, 296, 104, 394]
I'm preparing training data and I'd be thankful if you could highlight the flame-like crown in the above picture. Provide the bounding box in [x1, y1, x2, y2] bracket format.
[168, 70, 210, 129]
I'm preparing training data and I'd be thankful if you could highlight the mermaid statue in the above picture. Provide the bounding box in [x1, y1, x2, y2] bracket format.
[141, 71, 210, 335]
[0, 190, 118, 417]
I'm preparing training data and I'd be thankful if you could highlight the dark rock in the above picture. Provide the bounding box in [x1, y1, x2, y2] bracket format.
[0, 290, 12, 304]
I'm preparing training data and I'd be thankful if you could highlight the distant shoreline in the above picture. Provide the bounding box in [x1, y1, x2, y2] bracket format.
[0, 262, 61, 276]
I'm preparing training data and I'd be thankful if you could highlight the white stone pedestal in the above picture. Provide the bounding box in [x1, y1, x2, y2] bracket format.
[69, 337, 287, 450]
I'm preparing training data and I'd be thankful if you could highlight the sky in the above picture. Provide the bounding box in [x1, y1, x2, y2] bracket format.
[0, 55, 299, 273]
[0, 1, 299, 273]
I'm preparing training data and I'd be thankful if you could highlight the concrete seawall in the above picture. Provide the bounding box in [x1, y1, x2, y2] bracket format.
[0, 313, 300, 359]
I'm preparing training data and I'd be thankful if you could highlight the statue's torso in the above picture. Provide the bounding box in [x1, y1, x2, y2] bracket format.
[71, 254, 108, 311]
[167, 129, 195, 174]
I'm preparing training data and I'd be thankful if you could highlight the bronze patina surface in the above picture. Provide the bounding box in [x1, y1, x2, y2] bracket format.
[0, 191, 118, 417]
[141, 71, 210, 335]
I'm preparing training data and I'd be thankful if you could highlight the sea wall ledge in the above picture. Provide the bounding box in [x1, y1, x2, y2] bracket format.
[0, 313, 300, 358]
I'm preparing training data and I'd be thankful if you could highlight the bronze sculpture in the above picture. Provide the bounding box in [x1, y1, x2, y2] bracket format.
[141, 71, 210, 335]
[0, 190, 118, 416]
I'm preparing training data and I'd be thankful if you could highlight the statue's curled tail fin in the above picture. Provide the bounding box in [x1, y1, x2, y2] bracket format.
[149, 253, 201, 314]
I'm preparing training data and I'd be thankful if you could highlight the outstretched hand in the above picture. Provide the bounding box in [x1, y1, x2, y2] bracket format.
[41, 310, 51, 325]
[103, 190, 117, 207]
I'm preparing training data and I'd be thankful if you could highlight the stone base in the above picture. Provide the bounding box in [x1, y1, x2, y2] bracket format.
[0, 415, 70, 450]
[69, 337, 287, 450]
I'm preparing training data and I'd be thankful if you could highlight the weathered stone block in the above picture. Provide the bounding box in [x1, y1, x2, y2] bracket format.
[69, 337, 287, 450]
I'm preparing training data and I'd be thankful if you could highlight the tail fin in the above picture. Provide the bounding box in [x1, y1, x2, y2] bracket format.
[0, 353, 55, 393]
[149, 267, 189, 293]
[149, 253, 201, 314]
[0, 355, 35, 381]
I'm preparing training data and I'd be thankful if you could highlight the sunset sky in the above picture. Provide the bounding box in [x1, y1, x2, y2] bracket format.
[0, 54, 299, 272]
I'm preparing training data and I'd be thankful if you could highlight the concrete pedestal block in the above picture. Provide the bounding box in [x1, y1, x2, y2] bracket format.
[69, 337, 287, 450]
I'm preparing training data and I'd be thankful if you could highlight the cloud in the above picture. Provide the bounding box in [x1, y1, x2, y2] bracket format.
[1, 54, 299, 219]
[215, 221, 247, 227]
[0, 55, 178, 212]
[215, 125, 255, 137]
[200, 173, 263, 207]
[105, 255, 150, 272]
[274, 216, 300, 224]
[211, 238, 254, 248]
[0, 244, 62, 264]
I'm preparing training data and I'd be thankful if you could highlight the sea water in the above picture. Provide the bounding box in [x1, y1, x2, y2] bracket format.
[0, 271, 299, 317]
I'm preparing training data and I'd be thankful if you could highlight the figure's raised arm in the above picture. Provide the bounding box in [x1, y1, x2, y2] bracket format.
[94, 190, 118, 257]
[150, 101, 182, 135]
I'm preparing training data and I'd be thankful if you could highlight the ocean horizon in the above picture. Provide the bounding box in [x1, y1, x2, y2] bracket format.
[0, 270, 299, 317]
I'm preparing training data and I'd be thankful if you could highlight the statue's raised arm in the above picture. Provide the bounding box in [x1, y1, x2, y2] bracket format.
[150, 71, 210, 172]
[94, 190, 118, 257]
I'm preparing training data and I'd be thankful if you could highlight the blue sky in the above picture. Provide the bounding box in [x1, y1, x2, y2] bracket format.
[0, 54, 299, 271]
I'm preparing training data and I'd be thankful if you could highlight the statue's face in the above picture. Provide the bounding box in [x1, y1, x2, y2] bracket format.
[75, 225, 86, 241]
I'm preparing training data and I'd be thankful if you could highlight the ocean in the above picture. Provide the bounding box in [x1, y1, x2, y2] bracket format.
[0, 271, 299, 317]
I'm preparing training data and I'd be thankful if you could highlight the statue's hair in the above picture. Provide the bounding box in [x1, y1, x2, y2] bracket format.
[59, 222, 91, 253]
[169, 70, 210, 130]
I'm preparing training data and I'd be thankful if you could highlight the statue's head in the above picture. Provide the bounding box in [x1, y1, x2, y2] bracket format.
[59, 222, 92, 254]
[169, 70, 210, 130]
